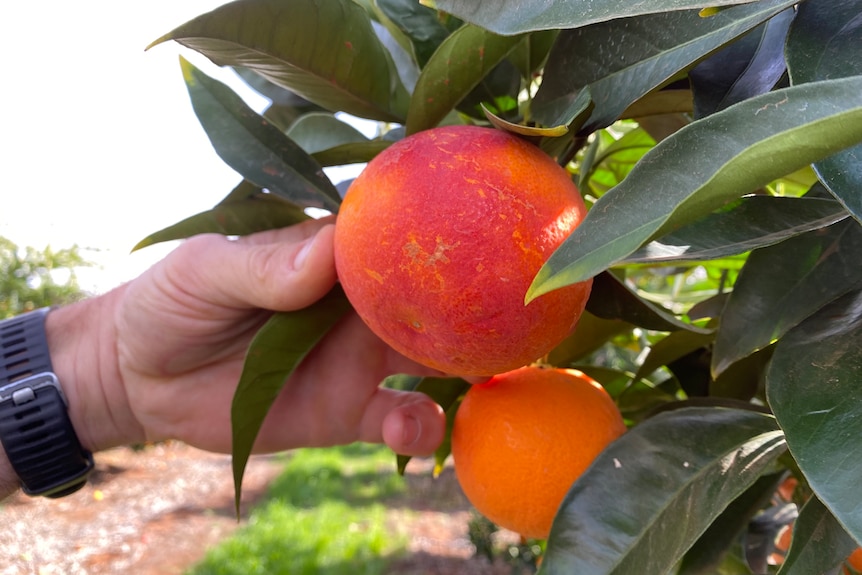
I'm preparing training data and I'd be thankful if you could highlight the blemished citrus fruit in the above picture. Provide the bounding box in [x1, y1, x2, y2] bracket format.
[333, 125, 592, 376]
[451, 366, 627, 539]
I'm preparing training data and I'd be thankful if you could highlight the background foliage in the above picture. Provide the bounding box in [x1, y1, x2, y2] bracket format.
[0, 237, 91, 318]
[142, 0, 862, 572]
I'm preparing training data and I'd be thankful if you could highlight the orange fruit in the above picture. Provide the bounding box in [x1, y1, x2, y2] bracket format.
[333, 125, 592, 376]
[770, 520, 861, 573]
[845, 548, 862, 574]
[451, 366, 627, 539]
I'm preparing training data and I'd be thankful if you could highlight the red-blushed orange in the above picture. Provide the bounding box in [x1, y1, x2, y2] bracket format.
[333, 125, 592, 376]
[451, 366, 627, 539]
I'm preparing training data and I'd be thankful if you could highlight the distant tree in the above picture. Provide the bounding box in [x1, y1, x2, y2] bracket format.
[0, 236, 91, 318]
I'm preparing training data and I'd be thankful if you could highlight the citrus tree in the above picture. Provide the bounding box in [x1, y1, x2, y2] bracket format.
[140, 0, 862, 572]
[0, 237, 90, 318]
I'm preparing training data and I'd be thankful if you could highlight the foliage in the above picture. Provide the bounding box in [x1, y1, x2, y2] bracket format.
[0, 236, 91, 318]
[189, 445, 407, 575]
[144, 0, 862, 572]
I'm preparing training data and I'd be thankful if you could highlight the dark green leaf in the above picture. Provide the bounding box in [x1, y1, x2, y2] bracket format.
[150, 0, 409, 122]
[457, 58, 521, 120]
[508, 30, 559, 81]
[310, 140, 392, 168]
[437, 0, 769, 35]
[767, 288, 862, 545]
[133, 193, 309, 250]
[179, 58, 341, 212]
[689, 8, 793, 118]
[231, 286, 353, 514]
[608, 375, 679, 423]
[540, 407, 786, 575]
[587, 271, 713, 333]
[548, 311, 633, 367]
[711, 345, 774, 401]
[532, 0, 797, 131]
[575, 366, 678, 421]
[381, 374, 422, 392]
[622, 89, 694, 120]
[285, 112, 369, 155]
[786, 0, 862, 224]
[233, 67, 321, 109]
[679, 473, 783, 575]
[624, 196, 849, 264]
[777, 496, 860, 575]
[713, 219, 862, 376]
[633, 330, 715, 384]
[376, 0, 451, 67]
[527, 76, 862, 301]
[405, 25, 524, 134]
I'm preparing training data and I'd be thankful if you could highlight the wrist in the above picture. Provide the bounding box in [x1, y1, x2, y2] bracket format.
[46, 284, 145, 453]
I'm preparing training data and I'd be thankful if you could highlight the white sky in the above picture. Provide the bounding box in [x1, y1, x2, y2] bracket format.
[1, 1, 278, 294]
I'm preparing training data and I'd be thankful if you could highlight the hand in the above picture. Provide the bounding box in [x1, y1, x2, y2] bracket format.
[49, 218, 446, 460]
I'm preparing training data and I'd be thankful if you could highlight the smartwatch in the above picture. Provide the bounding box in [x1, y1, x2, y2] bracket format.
[0, 308, 94, 497]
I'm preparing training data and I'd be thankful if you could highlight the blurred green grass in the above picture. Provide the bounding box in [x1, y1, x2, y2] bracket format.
[187, 443, 410, 575]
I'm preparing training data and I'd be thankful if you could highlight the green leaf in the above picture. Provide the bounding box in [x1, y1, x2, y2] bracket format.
[547, 311, 633, 367]
[582, 128, 656, 194]
[508, 30, 559, 81]
[376, 0, 452, 67]
[713, 219, 862, 376]
[405, 25, 524, 135]
[436, 0, 770, 35]
[767, 288, 862, 545]
[777, 496, 860, 575]
[587, 271, 712, 333]
[540, 407, 786, 575]
[310, 140, 392, 168]
[179, 57, 341, 212]
[482, 104, 568, 137]
[633, 330, 715, 385]
[527, 76, 862, 302]
[678, 473, 783, 575]
[689, 8, 793, 118]
[231, 286, 353, 514]
[624, 196, 849, 264]
[133, 192, 309, 250]
[150, 0, 409, 122]
[786, 0, 862, 224]
[621, 89, 694, 120]
[285, 112, 369, 155]
[532, 0, 797, 131]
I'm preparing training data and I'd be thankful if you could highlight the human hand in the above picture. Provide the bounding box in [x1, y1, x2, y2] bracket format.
[51, 218, 446, 460]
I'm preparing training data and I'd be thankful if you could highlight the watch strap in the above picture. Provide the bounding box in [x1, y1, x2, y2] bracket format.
[0, 309, 94, 497]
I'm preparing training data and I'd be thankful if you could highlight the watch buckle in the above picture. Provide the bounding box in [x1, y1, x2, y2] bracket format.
[0, 372, 67, 408]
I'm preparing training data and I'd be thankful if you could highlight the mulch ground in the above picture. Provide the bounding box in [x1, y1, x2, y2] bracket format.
[0, 442, 522, 575]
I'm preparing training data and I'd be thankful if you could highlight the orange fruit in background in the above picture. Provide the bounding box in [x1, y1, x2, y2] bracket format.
[770, 520, 862, 573]
[333, 125, 592, 376]
[845, 548, 862, 574]
[450, 366, 627, 539]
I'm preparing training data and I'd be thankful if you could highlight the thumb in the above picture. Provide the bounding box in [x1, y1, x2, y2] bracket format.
[168, 219, 338, 312]
[367, 389, 447, 456]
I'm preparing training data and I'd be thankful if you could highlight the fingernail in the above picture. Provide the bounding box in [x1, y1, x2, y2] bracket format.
[402, 414, 422, 447]
[294, 236, 315, 270]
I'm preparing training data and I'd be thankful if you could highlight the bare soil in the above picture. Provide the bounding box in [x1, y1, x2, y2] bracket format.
[0, 442, 521, 575]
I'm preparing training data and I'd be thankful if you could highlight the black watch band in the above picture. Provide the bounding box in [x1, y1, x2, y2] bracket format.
[0, 308, 94, 498]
